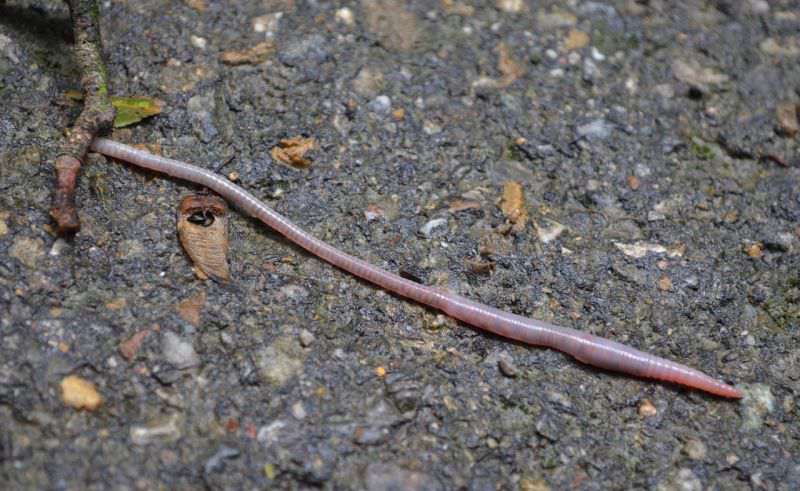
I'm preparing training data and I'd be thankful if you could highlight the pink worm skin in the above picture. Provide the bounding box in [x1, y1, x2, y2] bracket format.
[90, 138, 743, 399]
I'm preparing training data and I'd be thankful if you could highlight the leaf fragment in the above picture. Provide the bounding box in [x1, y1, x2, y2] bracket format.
[270, 137, 317, 169]
[499, 181, 528, 233]
[112, 96, 163, 128]
[66, 91, 163, 128]
[219, 41, 275, 65]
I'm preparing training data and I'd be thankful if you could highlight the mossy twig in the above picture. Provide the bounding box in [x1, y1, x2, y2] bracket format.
[51, 0, 115, 234]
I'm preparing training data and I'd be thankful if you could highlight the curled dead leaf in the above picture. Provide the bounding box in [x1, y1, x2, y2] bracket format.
[177, 194, 231, 281]
[270, 137, 317, 169]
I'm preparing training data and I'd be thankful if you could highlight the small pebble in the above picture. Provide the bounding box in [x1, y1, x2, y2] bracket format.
[291, 401, 307, 419]
[130, 413, 183, 445]
[278, 34, 329, 67]
[61, 375, 103, 411]
[683, 438, 707, 460]
[496, 0, 524, 13]
[298, 329, 315, 347]
[745, 242, 763, 258]
[591, 46, 606, 61]
[582, 58, 599, 81]
[536, 219, 565, 244]
[776, 102, 799, 137]
[252, 12, 283, 36]
[335, 7, 354, 26]
[423, 120, 442, 135]
[577, 119, 612, 140]
[190, 35, 207, 49]
[638, 399, 657, 417]
[161, 331, 200, 369]
[255, 337, 305, 387]
[498, 356, 518, 377]
[419, 218, 447, 238]
[368, 95, 392, 115]
[49, 238, 69, 256]
[0, 33, 21, 63]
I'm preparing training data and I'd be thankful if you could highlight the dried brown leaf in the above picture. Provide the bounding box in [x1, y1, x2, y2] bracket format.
[119, 329, 150, 362]
[270, 137, 317, 169]
[176, 290, 207, 327]
[500, 181, 528, 232]
[177, 194, 231, 281]
[497, 43, 524, 87]
[219, 41, 275, 65]
[448, 199, 481, 213]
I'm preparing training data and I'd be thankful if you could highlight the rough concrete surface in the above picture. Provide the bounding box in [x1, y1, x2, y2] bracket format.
[1, 1, 799, 489]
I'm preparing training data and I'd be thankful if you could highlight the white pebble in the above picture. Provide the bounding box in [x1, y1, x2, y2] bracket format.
[419, 218, 447, 237]
[335, 7, 354, 26]
[291, 402, 307, 419]
[591, 47, 606, 61]
[190, 35, 207, 49]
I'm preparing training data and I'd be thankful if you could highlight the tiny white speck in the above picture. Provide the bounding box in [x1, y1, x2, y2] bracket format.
[591, 47, 605, 61]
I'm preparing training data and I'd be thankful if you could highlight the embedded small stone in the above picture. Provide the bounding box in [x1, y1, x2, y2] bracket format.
[61, 375, 103, 411]
[298, 329, 315, 347]
[638, 399, 657, 417]
[162, 331, 200, 369]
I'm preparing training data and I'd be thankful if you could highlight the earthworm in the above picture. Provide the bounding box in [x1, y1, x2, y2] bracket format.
[90, 138, 742, 399]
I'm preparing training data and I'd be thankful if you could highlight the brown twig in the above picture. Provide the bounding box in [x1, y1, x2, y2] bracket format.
[51, 0, 115, 234]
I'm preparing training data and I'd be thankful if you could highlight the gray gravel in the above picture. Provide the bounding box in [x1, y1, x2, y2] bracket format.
[1, 0, 799, 489]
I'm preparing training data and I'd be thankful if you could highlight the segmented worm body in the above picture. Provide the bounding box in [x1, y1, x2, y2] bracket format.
[90, 138, 742, 399]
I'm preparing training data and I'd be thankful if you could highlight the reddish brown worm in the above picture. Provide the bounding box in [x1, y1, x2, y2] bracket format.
[90, 138, 743, 399]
